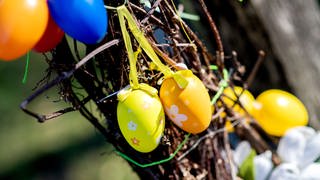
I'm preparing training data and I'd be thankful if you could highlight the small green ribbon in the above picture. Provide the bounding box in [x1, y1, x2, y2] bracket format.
[22, 52, 30, 84]
[210, 65, 229, 105]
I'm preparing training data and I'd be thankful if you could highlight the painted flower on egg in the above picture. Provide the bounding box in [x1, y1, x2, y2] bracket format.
[131, 137, 140, 146]
[160, 70, 212, 134]
[142, 96, 153, 109]
[165, 105, 188, 127]
[128, 121, 137, 131]
[117, 88, 165, 153]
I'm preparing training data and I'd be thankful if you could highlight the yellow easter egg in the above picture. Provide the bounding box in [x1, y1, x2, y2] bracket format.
[160, 70, 211, 134]
[222, 86, 255, 131]
[252, 89, 308, 137]
[117, 88, 165, 153]
[222, 86, 255, 115]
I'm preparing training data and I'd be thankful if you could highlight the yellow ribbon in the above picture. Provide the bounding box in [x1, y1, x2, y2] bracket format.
[117, 83, 159, 102]
[117, 5, 189, 89]
[118, 8, 139, 89]
[117, 5, 161, 101]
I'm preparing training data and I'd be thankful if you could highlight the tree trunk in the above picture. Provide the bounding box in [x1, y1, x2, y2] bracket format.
[250, 0, 320, 129]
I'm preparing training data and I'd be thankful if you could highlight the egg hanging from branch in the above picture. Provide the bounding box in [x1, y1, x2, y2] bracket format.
[0, 0, 49, 60]
[33, 14, 64, 52]
[117, 85, 165, 153]
[160, 70, 212, 134]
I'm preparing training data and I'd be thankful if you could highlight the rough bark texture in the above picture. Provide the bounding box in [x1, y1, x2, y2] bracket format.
[250, 0, 320, 129]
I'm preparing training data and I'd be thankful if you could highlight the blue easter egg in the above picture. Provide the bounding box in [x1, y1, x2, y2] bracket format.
[47, 0, 108, 44]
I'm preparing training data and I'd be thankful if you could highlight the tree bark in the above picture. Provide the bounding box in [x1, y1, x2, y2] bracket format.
[250, 0, 320, 129]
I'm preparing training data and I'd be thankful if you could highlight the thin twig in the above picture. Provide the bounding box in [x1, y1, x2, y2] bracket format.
[141, 0, 163, 24]
[76, 39, 120, 69]
[245, 50, 266, 88]
[149, 39, 186, 70]
[198, 0, 224, 53]
[130, 2, 171, 33]
[20, 39, 120, 122]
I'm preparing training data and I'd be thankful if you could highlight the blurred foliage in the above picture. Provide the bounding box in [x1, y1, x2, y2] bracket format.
[0, 52, 138, 179]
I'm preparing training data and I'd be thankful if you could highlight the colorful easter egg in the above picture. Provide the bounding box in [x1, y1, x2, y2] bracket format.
[47, 0, 108, 44]
[222, 86, 255, 131]
[160, 70, 211, 134]
[117, 86, 165, 153]
[0, 0, 49, 61]
[33, 14, 64, 52]
[253, 89, 308, 136]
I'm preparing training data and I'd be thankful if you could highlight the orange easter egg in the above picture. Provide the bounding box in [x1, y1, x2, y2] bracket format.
[160, 70, 212, 134]
[0, 0, 49, 60]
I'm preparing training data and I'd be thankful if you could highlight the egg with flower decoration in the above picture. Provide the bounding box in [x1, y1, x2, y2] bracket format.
[160, 70, 212, 134]
[117, 84, 165, 153]
[222, 86, 255, 131]
[252, 89, 308, 136]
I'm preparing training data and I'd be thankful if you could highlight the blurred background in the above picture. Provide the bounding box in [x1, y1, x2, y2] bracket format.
[0, 52, 139, 179]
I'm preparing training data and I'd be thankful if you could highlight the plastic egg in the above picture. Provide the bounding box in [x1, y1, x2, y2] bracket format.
[0, 0, 49, 60]
[33, 14, 64, 52]
[160, 70, 211, 134]
[222, 86, 255, 131]
[222, 86, 255, 115]
[253, 89, 308, 136]
[47, 0, 108, 44]
[117, 87, 165, 153]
